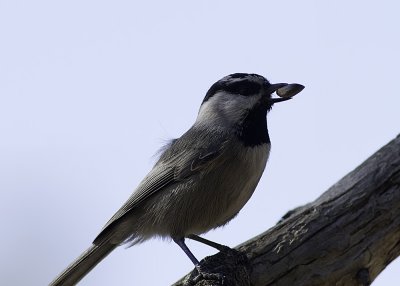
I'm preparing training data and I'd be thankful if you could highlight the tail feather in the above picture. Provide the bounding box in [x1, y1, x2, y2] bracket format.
[50, 242, 117, 286]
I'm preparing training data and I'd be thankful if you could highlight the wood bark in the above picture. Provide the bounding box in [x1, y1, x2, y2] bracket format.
[173, 134, 400, 286]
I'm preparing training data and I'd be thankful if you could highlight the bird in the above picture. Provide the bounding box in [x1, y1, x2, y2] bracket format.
[50, 73, 304, 285]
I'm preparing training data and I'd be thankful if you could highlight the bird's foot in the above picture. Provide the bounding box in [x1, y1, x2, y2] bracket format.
[184, 264, 225, 285]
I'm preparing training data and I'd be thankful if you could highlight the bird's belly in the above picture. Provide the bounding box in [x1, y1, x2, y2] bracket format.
[189, 144, 270, 234]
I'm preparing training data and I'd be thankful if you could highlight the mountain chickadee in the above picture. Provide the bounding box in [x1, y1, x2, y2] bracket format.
[50, 73, 304, 285]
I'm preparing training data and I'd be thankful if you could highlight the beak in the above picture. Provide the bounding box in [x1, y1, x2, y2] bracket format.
[266, 83, 288, 95]
[270, 96, 292, 103]
[269, 83, 305, 104]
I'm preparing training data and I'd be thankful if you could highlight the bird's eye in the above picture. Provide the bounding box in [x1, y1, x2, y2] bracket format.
[225, 80, 260, 96]
[202, 76, 263, 104]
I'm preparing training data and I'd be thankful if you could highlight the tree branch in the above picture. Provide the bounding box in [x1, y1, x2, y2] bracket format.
[173, 134, 400, 286]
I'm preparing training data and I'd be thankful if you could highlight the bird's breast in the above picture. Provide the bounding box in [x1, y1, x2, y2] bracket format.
[197, 142, 271, 231]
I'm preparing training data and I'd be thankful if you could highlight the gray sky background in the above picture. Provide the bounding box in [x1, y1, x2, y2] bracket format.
[1, 1, 399, 285]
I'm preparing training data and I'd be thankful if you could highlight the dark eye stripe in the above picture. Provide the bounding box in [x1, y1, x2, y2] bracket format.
[202, 77, 262, 104]
[224, 80, 260, 96]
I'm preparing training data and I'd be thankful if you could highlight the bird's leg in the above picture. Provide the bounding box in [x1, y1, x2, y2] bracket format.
[173, 237, 225, 284]
[186, 234, 230, 252]
[173, 237, 200, 266]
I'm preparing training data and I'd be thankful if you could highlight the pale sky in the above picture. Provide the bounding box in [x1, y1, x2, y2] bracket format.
[1, 1, 399, 285]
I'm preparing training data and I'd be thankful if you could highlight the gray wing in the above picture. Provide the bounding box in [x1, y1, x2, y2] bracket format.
[94, 130, 229, 242]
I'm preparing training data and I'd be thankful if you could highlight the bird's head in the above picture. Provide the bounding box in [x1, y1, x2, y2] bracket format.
[195, 73, 304, 134]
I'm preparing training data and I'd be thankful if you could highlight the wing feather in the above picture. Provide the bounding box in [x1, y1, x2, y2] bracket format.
[98, 165, 176, 233]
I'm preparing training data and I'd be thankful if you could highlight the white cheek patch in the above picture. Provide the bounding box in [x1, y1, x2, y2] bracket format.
[195, 91, 261, 127]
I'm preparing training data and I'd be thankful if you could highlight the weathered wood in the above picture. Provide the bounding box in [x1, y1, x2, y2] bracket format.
[173, 134, 400, 286]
